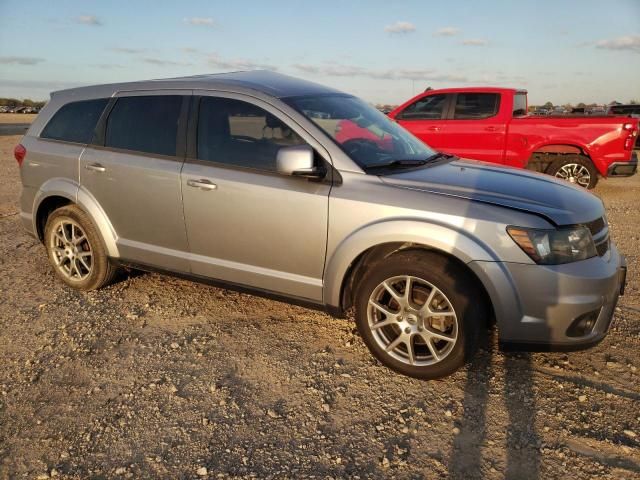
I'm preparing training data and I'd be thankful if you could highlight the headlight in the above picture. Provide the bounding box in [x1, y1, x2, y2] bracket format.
[507, 226, 597, 264]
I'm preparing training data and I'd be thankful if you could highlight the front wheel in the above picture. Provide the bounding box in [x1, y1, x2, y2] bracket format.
[354, 251, 483, 380]
[546, 154, 598, 189]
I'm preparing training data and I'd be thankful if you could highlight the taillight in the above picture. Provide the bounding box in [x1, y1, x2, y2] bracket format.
[14, 144, 26, 166]
[623, 123, 638, 150]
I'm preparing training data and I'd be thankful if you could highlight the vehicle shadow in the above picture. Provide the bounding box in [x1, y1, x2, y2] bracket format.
[447, 329, 542, 479]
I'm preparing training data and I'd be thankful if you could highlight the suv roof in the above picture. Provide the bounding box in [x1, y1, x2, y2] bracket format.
[51, 70, 342, 100]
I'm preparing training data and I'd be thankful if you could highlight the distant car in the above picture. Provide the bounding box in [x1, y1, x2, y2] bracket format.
[607, 104, 640, 118]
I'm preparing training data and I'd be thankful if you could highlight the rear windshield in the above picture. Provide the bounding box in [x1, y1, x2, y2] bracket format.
[513, 93, 527, 117]
[41, 98, 109, 144]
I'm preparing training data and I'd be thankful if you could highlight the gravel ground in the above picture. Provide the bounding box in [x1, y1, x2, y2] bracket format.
[0, 132, 638, 479]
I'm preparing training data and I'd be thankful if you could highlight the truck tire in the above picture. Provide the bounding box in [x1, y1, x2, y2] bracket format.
[546, 154, 598, 189]
[44, 205, 118, 290]
[354, 251, 483, 380]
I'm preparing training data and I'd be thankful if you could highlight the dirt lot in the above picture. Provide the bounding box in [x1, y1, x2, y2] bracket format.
[0, 127, 638, 479]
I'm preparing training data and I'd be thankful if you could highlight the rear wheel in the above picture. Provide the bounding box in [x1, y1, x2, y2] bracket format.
[354, 251, 483, 380]
[546, 154, 598, 189]
[44, 205, 117, 290]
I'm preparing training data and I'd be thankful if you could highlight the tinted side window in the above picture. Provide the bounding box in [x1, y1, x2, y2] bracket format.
[41, 98, 108, 143]
[105, 96, 182, 156]
[398, 94, 447, 120]
[513, 93, 527, 117]
[197, 97, 305, 172]
[454, 93, 500, 119]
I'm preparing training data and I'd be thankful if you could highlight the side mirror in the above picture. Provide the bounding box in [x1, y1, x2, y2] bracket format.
[276, 145, 326, 179]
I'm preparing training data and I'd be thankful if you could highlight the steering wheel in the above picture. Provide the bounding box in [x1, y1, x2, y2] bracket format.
[341, 138, 382, 156]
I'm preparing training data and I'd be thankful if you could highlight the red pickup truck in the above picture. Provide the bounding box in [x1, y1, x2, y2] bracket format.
[388, 87, 638, 188]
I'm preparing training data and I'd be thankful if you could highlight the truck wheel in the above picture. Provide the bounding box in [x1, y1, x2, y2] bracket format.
[546, 155, 598, 189]
[354, 251, 483, 380]
[44, 205, 118, 290]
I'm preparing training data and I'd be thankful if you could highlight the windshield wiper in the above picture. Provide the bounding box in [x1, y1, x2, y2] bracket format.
[425, 152, 455, 162]
[363, 159, 429, 171]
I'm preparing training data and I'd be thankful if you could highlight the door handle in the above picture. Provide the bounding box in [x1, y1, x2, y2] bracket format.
[187, 179, 217, 191]
[85, 163, 106, 172]
[484, 126, 499, 132]
[427, 126, 441, 132]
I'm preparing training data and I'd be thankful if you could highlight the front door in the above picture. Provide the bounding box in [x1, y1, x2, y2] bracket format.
[181, 93, 331, 301]
[394, 93, 450, 151]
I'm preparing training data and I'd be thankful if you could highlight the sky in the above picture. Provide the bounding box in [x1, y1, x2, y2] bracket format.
[0, 0, 639, 105]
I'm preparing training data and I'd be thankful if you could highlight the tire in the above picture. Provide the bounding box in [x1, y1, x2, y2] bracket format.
[354, 251, 483, 380]
[44, 205, 117, 290]
[546, 154, 598, 189]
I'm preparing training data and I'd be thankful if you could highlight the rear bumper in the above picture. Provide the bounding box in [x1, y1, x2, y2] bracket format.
[607, 152, 637, 177]
[470, 245, 625, 350]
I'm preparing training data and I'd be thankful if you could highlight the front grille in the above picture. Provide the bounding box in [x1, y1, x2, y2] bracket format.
[586, 216, 609, 257]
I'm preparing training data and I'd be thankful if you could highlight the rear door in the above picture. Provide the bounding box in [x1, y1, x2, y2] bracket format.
[180, 92, 331, 301]
[438, 92, 507, 163]
[80, 91, 191, 271]
[394, 93, 451, 150]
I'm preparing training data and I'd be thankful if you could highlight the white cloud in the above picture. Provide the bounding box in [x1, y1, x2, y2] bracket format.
[595, 35, 640, 53]
[184, 17, 215, 27]
[207, 54, 277, 71]
[461, 38, 489, 46]
[292, 63, 468, 82]
[434, 27, 460, 37]
[0, 56, 44, 65]
[384, 21, 416, 34]
[110, 47, 147, 54]
[76, 15, 102, 26]
[143, 58, 193, 67]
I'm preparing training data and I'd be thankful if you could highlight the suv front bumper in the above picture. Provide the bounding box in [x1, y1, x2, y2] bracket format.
[470, 245, 625, 350]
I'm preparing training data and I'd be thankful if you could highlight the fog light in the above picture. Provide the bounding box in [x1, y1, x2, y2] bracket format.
[566, 309, 600, 337]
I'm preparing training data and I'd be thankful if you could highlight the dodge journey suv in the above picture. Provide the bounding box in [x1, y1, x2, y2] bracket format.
[16, 71, 627, 379]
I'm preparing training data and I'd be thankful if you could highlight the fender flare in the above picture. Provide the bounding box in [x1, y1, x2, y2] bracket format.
[33, 179, 120, 257]
[322, 219, 499, 308]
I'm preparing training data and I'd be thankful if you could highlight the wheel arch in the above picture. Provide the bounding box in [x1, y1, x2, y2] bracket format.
[33, 180, 120, 257]
[323, 220, 498, 320]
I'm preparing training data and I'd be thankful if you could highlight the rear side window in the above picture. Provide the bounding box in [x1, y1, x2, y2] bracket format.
[454, 93, 500, 119]
[513, 93, 527, 117]
[398, 94, 448, 120]
[197, 96, 305, 172]
[105, 96, 182, 156]
[41, 98, 108, 144]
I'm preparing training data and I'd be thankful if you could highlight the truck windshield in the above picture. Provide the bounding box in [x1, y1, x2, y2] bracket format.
[284, 94, 436, 171]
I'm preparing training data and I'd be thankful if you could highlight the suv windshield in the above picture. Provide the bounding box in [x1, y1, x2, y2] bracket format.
[284, 95, 436, 171]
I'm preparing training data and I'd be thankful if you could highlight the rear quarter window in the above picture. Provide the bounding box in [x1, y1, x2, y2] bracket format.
[40, 98, 109, 144]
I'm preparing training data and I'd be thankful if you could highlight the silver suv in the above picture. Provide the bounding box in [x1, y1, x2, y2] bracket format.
[16, 71, 626, 379]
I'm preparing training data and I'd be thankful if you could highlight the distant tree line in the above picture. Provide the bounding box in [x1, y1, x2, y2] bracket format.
[0, 98, 47, 108]
[530, 99, 639, 111]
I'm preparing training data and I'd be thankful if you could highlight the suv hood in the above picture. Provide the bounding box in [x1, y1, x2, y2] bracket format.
[380, 159, 604, 226]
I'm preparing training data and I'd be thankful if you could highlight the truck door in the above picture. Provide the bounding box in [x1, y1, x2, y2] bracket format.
[394, 93, 450, 151]
[438, 92, 507, 163]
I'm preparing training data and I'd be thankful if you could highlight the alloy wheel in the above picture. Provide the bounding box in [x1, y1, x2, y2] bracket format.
[367, 275, 458, 366]
[49, 219, 93, 281]
[554, 163, 591, 188]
